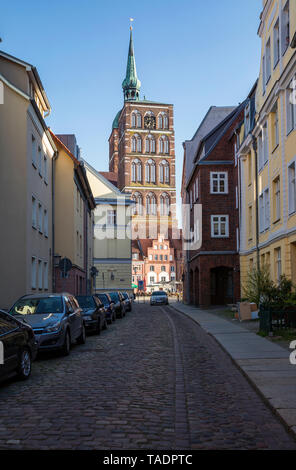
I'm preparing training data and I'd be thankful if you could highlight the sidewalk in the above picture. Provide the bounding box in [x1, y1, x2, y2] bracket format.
[170, 301, 296, 438]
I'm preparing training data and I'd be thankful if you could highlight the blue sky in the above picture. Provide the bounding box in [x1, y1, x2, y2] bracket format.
[2, 0, 262, 223]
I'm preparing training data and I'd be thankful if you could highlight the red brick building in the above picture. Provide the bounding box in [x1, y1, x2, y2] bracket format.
[108, 27, 181, 290]
[183, 104, 244, 306]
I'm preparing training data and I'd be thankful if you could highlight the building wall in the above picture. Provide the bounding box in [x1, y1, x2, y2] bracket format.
[0, 64, 54, 309]
[240, 0, 296, 293]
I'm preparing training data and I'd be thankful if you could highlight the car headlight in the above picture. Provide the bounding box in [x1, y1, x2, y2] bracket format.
[84, 314, 93, 321]
[45, 322, 61, 333]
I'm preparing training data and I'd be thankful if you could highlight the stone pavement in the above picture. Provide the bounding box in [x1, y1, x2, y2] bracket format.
[170, 301, 296, 438]
[0, 302, 295, 449]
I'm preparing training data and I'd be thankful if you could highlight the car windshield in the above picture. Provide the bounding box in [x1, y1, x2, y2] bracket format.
[10, 297, 64, 316]
[109, 293, 119, 302]
[98, 294, 109, 305]
[152, 291, 167, 296]
[76, 296, 95, 309]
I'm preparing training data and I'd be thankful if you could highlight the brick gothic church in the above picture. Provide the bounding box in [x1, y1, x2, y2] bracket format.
[108, 28, 181, 292]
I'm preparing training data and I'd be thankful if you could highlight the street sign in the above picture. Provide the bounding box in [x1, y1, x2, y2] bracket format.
[59, 258, 72, 278]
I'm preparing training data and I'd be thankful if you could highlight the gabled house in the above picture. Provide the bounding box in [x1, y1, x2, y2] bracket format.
[183, 103, 245, 306]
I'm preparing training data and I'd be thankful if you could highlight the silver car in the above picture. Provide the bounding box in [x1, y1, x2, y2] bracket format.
[150, 291, 169, 306]
[9, 293, 86, 356]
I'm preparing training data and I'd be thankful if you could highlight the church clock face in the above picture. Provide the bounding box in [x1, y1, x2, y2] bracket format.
[144, 115, 156, 130]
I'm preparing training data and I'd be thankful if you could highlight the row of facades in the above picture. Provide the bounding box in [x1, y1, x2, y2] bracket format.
[182, 0, 296, 306]
[0, 50, 133, 310]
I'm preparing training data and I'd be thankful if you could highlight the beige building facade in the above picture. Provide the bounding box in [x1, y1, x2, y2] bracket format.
[84, 161, 133, 294]
[0, 51, 56, 309]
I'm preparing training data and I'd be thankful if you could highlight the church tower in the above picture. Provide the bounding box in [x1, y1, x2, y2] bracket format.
[108, 27, 177, 241]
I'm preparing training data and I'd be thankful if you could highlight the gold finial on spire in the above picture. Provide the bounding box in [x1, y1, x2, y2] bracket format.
[129, 18, 134, 30]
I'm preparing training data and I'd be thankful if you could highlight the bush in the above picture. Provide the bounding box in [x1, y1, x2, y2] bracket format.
[243, 264, 274, 306]
[243, 267, 294, 309]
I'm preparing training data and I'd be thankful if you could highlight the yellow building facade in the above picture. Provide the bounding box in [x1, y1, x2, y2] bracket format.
[239, 0, 296, 292]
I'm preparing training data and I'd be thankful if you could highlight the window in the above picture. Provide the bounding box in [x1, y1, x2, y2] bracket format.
[131, 159, 142, 182]
[158, 114, 163, 129]
[38, 259, 42, 290]
[262, 54, 266, 95]
[145, 159, 156, 183]
[164, 255, 168, 261]
[159, 160, 169, 184]
[287, 76, 296, 134]
[161, 266, 166, 272]
[155, 255, 158, 261]
[194, 178, 199, 200]
[44, 209, 48, 237]
[38, 203, 43, 233]
[31, 257, 37, 289]
[273, 177, 281, 222]
[163, 114, 168, 129]
[149, 254, 152, 260]
[272, 103, 279, 148]
[160, 193, 170, 216]
[160, 255, 163, 261]
[171, 266, 175, 272]
[159, 136, 169, 154]
[259, 188, 270, 232]
[211, 215, 229, 238]
[32, 135, 37, 167]
[132, 135, 142, 153]
[32, 196, 37, 228]
[258, 123, 269, 170]
[288, 161, 296, 214]
[107, 210, 116, 226]
[150, 266, 155, 271]
[131, 111, 141, 128]
[145, 136, 156, 154]
[248, 153, 252, 185]
[265, 39, 271, 84]
[132, 192, 143, 215]
[210, 172, 228, 194]
[150, 276, 155, 283]
[248, 206, 253, 240]
[169, 255, 173, 261]
[281, 1, 290, 56]
[44, 155, 48, 183]
[273, 19, 280, 67]
[146, 193, 157, 215]
[275, 248, 282, 283]
[161, 277, 166, 282]
[132, 253, 139, 260]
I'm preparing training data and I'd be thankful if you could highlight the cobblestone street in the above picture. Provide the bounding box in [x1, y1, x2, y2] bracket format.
[0, 303, 295, 450]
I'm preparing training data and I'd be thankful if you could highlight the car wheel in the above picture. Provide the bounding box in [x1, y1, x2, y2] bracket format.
[77, 323, 86, 344]
[17, 348, 32, 380]
[61, 330, 71, 356]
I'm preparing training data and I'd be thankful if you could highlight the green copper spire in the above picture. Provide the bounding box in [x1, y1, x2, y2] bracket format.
[122, 27, 141, 101]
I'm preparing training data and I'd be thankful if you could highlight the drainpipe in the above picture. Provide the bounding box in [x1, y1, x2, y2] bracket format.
[52, 150, 58, 291]
[252, 136, 260, 270]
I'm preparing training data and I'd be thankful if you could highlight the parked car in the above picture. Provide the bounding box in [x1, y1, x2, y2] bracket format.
[108, 292, 126, 319]
[0, 309, 37, 381]
[150, 291, 169, 306]
[96, 293, 116, 324]
[9, 293, 86, 356]
[121, 292, 132, 312]
[76, 295, 107, 334]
